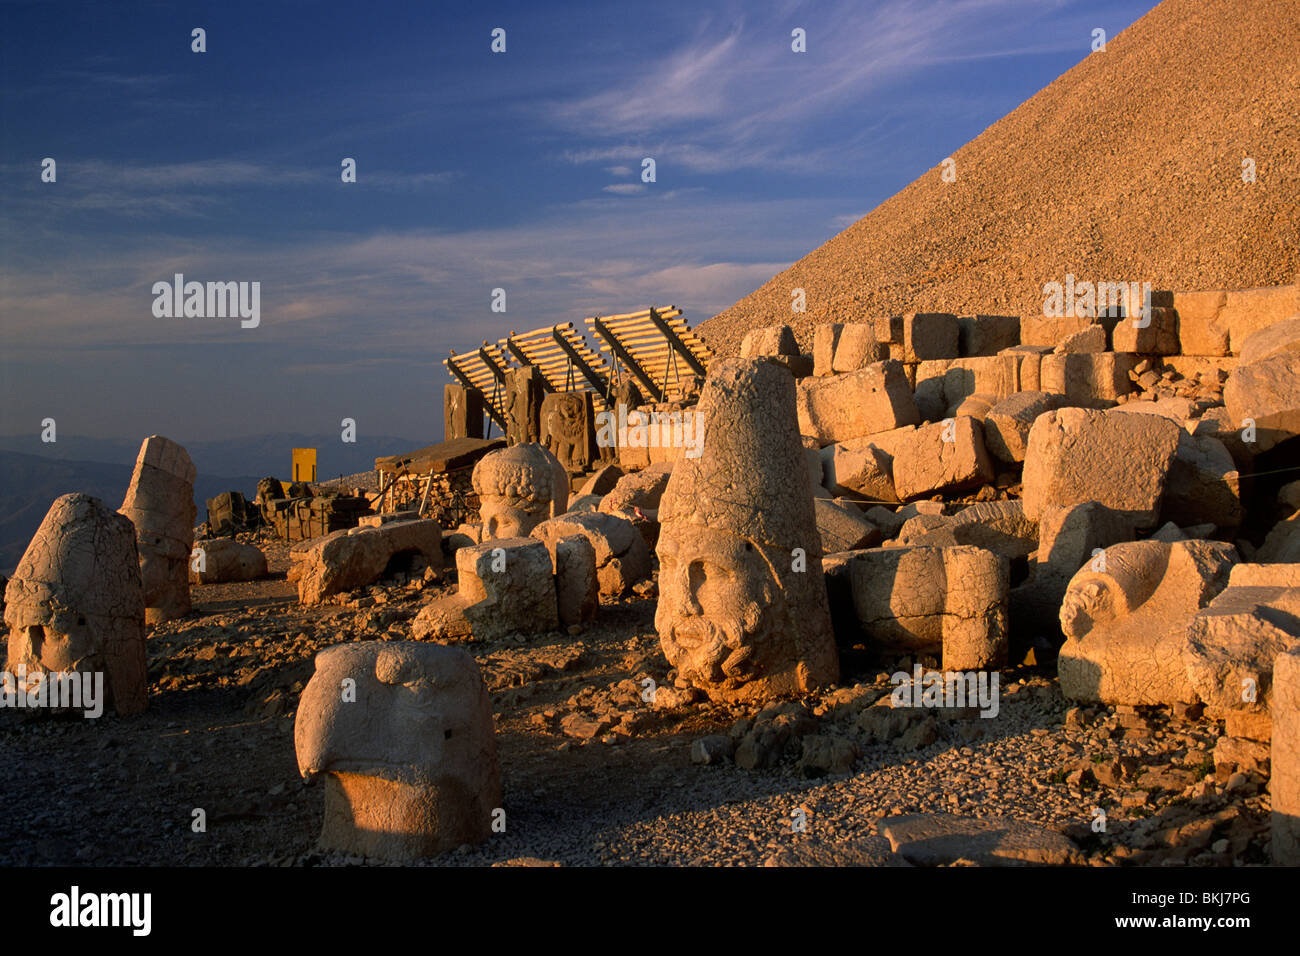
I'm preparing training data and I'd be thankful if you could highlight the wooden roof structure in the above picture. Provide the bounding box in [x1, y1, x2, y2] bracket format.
[499, 321, 612, 411]
[374, 436, 506, 476]
[585, 306, 712, 403]
[444, 341, 513, 430]
[444, 307, 714, 421]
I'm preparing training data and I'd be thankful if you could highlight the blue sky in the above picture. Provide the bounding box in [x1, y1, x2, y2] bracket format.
[1, 0, 1153, 446]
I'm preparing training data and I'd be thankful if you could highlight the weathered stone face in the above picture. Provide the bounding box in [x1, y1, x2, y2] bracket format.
[657, 524, 793, 693]
[294, 641, 500, 860]
[119, 435, 196, 625]
[4, 493, 147, 715]
[472, 443, 568, 539]
[655, 358, 838, 703]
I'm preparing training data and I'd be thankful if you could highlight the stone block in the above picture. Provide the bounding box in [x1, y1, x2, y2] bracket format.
[958, 314, 1020, 357]
[841, 545, 1009, 669]
[983, 391, 1058, 464]
[890, 416, 994, 501]
[796, 361, 920, 444]
[1022, 408, 1181, 529]
[902, 313, 959, 362]
[1039, 352, 1139, 407]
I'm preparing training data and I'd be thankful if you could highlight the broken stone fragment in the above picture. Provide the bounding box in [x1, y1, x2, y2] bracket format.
[1224, 351, 1300, 453]
[1039, 352, 1138, 407]
[1160, 431, 1243, 531]
[957, 314, 1020, 358]
[814, 498, 881, 553]
[1257, 511, 1300, 563]
[294, 519, 442, 605]
[530, 511, 650, 600]
[739, 323, 799, 358]
[1181, 569, 1300, 712]
[832, 322, 887, 372]
[890, 416, 994, 501]
[1112, 307, 1180, 355]
[543, 534, 598, 626]
[188, 538, 268, 584]
[879, 813, 1078, 866]
[901, 312, 959, 363]
[795, 360, 919, 445]
[294, 641, 500, 861]
[1236, 315, 1300, 367]
[819, 427, 917, 502]
[412, 537, 557, 642]
[1055, 324, 1106, 354]
[982, 391, 1059, 464]
[896, 499, 1037, 560]
[830, 544, 1008, 670]
[1272, 645, 1300, 864]
[598, 463, 673, 549]
[119, 435, 196, 625]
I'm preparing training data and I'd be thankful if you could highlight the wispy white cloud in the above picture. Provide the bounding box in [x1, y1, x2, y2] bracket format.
[551, 0, 1078, 174]
[0, 158, 459, 219]
[0, 193, 845, 360]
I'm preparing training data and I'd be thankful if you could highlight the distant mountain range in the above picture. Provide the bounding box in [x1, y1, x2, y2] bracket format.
[0, 432, 426, 573]
[0, 432, 423, 482]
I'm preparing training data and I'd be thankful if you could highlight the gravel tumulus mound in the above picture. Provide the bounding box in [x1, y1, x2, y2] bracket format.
[699, 0, 1300, 358]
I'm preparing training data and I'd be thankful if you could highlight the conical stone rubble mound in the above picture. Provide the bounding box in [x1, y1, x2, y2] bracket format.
[700, 0, 1300, 357]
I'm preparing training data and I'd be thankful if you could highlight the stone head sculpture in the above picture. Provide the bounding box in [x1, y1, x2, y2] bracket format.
[1057, 538, 1237, 705]
[294, 641, 501, 860]
[655, 358, 839, 703]
[4, 493, 147, 715]
[472, 443, 568, 539]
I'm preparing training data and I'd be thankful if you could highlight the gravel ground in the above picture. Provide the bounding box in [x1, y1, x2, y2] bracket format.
[0, 544, 1271, 867]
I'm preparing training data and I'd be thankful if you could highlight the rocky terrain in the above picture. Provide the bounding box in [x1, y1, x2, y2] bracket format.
[0, 534, 1273, 867]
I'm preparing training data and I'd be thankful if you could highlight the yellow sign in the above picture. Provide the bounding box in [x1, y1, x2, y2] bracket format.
[291, 448, 317, 483]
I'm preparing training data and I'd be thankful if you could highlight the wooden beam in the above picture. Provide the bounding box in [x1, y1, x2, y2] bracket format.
[592, 316, 663, 402]
[552, 327, 610, 395]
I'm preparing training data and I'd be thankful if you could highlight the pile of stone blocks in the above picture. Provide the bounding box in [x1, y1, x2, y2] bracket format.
[268, 493, 372, 543]
[205, 491, 260, 537]
[729, 282, 1297, 694]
